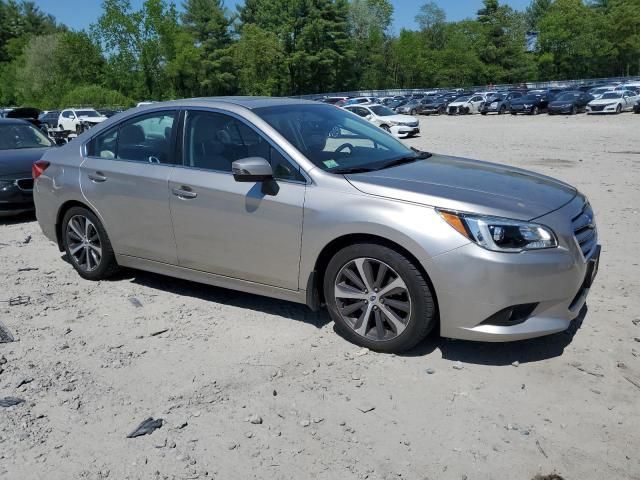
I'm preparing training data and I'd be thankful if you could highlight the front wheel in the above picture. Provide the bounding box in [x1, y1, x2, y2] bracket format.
[616, 104, 622, 114]
[323, 243, 436, 353]
[62, 206, 119, 280]
[532, 106, 539, 115]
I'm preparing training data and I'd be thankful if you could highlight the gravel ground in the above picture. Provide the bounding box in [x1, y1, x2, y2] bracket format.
[1, 112, 639, 480]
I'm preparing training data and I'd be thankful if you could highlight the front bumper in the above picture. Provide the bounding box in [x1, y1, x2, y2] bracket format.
[548, 105, 573, 114]
[428, 195, 600, 342]
[0, 179, 34, 216]
[390, 125, 419, 137]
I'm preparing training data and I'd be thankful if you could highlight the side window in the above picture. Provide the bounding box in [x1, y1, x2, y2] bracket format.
[86, 111, 176, 163]
[117, 111, 176, 163]
[183, 110, 304, 181]
[87, 128, 118, 159]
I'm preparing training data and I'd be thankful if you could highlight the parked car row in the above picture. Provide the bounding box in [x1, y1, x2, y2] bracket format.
[320, 81, 640, 118]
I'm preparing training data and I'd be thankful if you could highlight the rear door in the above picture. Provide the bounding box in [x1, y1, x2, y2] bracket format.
[80, 110, 179, 264]
[168, 109, 306, 290]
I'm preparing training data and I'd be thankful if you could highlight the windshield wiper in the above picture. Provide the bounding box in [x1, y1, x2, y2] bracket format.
[376, 151, 432, 171]
[332, 166, 377, 174]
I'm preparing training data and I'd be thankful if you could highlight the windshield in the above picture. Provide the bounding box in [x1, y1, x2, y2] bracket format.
[454, 96, 470, 102]
[369, 105, 395, 117]
[601, 92, 622, 99]
[0, 123, 53, 150]
[255, 104, 420, 173]
[76, 110, 100, 117]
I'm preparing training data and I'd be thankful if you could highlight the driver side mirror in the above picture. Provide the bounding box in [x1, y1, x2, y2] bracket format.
[232, 157, 274, 182]
[232, 157, 280, 196]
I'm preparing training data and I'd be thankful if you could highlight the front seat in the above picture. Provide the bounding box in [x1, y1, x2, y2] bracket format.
[190, 118, 232, 172]
[118, 124, 146, 161]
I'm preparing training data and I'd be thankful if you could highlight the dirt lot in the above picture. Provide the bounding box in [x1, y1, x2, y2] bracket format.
[1, 113, 639, 480]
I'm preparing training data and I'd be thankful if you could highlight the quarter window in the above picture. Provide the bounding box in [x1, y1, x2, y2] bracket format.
[183, 110, 304, 181]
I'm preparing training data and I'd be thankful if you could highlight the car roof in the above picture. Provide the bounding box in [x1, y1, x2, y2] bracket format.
[135, 97, 319, 112]
[0, 118, 30, 125]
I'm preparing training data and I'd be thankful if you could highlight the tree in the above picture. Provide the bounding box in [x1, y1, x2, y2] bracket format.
[239, 0, 354, 94]
[60, 85, 133, 108]
[93, 0, 179, 100]
[537, 0, 613, 79]
[181, 0, 235, 95]
[525, 0, 552, 30]
[232, 24, 284, 95]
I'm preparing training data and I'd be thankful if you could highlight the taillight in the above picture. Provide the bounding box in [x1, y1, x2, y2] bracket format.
[32, 160, 50, 179]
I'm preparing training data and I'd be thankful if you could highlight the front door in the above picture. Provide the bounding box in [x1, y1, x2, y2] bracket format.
[168, 109, 306, 290]
[80, 110, 179, 264]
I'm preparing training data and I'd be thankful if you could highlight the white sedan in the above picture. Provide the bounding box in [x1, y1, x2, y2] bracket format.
[344, 104, 420, 138]
[586, 91, 639, 114]
[447, 94, 486, 115]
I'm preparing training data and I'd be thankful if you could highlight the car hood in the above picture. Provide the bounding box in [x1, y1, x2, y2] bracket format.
[345, 154, 577, 221]
[0, 147, 50, 176]
[384, 114, 416, 123]
[448, 101, 469, 107]
[589, 98, 621, 105]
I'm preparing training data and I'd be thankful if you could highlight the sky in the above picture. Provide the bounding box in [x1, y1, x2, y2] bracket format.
[31, 0, 532, 32]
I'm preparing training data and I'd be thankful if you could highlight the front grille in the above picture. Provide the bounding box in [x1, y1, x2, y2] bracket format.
[448, 106, 458, 114]
[572, 202, 597, 259]
[591, 105, 605, 112]
[15, 178, 34, 191]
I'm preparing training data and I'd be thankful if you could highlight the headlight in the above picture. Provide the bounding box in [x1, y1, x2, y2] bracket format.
[438, 210, 558, 252]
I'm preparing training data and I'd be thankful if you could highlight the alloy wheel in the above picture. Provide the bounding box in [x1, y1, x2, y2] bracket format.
[334, 258, 412, 341]
[66, 215, 103, 272]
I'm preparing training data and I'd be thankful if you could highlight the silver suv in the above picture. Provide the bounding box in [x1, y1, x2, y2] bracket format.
[33, 98, 600, 353]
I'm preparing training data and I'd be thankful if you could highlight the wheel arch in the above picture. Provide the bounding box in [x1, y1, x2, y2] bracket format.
[54, 200, 99, 251]
[308, 233, 439, 322]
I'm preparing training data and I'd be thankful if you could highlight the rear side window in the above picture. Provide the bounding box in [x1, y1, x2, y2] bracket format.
[87, 111, 176, 163]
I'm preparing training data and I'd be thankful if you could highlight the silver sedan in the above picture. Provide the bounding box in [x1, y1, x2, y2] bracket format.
[33, 98, 600, 353]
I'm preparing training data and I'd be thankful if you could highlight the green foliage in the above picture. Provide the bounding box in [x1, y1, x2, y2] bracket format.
[60, 85, 134, 109]
[0, 0, 639, 108]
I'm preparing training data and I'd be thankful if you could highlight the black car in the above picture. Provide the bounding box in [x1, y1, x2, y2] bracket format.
[0, 118, 54, 216]
[510, 93, 550, 115]
[634, 100, 640, 114]
[548, 91, 593, 115]
[419, 94, 459, 115]
[7, 107, 46, 131]
[387, 99, 408, 111]
[38, 110, 61, 129]
[481, 91, 524, 115]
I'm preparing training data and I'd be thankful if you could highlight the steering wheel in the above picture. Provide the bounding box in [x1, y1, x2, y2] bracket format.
[335, 143, 354, 154]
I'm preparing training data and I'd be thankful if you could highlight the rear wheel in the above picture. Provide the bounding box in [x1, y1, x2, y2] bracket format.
[62, 207, 119, 280]
[324, 243, 436, 353]
[499, 105, 507, 115]
[571, 105, 578, 115]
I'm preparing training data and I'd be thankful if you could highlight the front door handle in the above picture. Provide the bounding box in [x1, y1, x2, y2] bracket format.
[88, 172, 107, 183]
[172, 186, 198, 199]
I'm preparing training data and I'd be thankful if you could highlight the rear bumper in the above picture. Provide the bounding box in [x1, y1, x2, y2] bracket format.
[428, 195, 599, 342]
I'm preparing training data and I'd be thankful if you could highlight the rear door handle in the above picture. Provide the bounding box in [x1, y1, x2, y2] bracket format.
[88, 172, 107, 183]
[172, 186, 198, 199]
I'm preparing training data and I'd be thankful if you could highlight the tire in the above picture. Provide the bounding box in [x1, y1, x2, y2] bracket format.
[481, 111, 487, 116]
[410, 109, 416, 115]
[323, 243, 436, 353]
[510, 111, 517, 115]
[499, 106, 506, 115]
[62, 206, 119, 281]
[616, 104, 622, 114]
[438, 106, 445, 115]
[532, 106, 539, 115]
[571, 105, 577, 115]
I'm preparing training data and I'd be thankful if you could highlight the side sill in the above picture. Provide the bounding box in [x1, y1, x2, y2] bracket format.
[116, 254, 308, 306]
